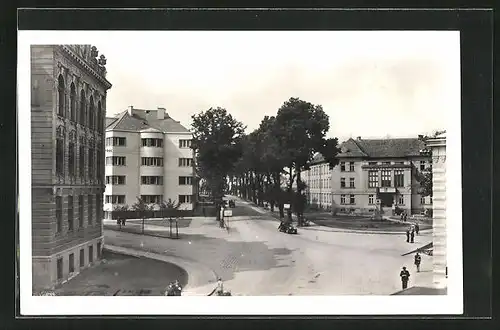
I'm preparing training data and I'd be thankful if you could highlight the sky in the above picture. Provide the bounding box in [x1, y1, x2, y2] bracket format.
[90, 31, 459, 142]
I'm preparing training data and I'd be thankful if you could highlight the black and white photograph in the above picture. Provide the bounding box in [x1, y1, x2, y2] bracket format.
[18, 27, 464, 315]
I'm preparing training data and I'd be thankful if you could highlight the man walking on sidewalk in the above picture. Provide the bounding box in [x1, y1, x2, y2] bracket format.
[400, 266, 410, 290]
[406, 228, 410, 243]
[414, 252, 422, 272]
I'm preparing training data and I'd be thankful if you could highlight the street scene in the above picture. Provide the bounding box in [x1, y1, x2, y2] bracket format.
[27, 31, 453, 299]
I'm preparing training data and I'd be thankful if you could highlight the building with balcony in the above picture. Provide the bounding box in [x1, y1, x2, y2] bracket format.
[31, 45, 112, 290]
[331, 137, 431, 215]
[103, 106, 194, 217]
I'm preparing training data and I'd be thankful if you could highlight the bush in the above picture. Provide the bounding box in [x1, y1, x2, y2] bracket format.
[394, 206, 404, 216]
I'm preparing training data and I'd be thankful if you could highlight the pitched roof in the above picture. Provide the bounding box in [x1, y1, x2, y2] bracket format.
[105, 109, 191, 133]
[105, 117, 118, 127]
[310, 152, 326, 165]
[338, 138, 426, 158]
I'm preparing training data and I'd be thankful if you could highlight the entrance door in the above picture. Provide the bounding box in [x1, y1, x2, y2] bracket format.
[379, 193, 394, 207]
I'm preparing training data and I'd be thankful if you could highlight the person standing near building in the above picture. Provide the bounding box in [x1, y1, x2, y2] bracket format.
[410, 227, 415, 243]
[400, 267, 410, 290]
[414, 252, 422, 272]
[406, 227, 410, 243]
[415, 222, 420, 235]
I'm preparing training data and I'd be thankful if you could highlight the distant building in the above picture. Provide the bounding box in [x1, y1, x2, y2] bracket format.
[103, 106, 195, 217]
[302, 136, 432, 215]
[426, 132, 447, 289]
[301, 153, 333, 210]
[31, 45, 112, 290]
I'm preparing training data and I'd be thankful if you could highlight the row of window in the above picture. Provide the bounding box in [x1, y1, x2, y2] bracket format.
[105, 156, 193, 167]
[55, 194, 102, 234]
[105, 194, 193, 204]
[367, 170, 405, 188]
[340, 162, 356, 172]
[56, 138, 103, 181]
[308, 160, 429, 175]
[57, 75, 104, 133]
[309, 163, 332, 176]
[105, 137, 193, 149]
[338, 194, 432, 205]
[56, 243, 101, 280]
[307, 178, 331, 189]
[105, 175, 193, 186]
[309, 192, 332, 205]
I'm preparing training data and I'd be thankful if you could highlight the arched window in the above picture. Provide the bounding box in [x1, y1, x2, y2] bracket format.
[79, 90, 86, 126]
[70, 83, 76, 122]
[57, 75, 65, 117]
[89, 96, 94, 130]
[97, 101, 102, 133]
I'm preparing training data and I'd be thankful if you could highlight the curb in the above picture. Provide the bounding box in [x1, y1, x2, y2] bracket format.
[103, 244, 218, 295]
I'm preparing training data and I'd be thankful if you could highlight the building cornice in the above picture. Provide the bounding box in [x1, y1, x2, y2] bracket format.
[60, 45, 112, 90]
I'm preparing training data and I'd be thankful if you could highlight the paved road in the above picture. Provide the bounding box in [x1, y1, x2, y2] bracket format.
[104, 197, 433, 295]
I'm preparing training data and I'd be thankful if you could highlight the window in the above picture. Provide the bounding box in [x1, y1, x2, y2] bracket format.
[340, 177, 346, 188]
[368, 161, 377, 166]
[141, 195, 163, 204]
[141, 157, 163, 166]
[179, 139, 192, 148]
[105, 195, 125, 204]
[420, 161, 426, 171]
[79, 90, 86, 125]
[56, 138, 64, 176]
[69, 253, 75, 273]
[70, 83, 76, 122]
[142, 138, 163, 148]
[89, 96, 94, 130]
[179, 195, 192, 204]
[141, 176, 163, 185]
[106, 156, 126, 166]
[106, 176, 126, 185]
[383, 161, 391, 165]
[368, 194, 374, 205]
[398, 195, 405, 205]
[349, 177, 355, 188]
[79, 145, 85, 178]
[89, 246, 94, 263]
[68, 141, 75, 177]
[56, 196, 62, 233]
[340, 194, 346, 205]
[96, 194, 102, 223]
[394, 170, 404, 188]
[420, 196, 426, 205]
[106, 137, 126, 146]
[80, 249, 85, 267]
[57, 75, 65, 117]
[340, 162, 345, 172]
[179, 176, 193, 185]
[78, 195, 84, 228]
[68, 196, 74, 231]
[349, 162, 355, 172]
[88, 195, 93, 225]
[88, 147, 94, 179]
[57, 258, 63, 280]
[368, 170, 378, 188]
[350, 194, 355, 205]
[381, 170, 391, 187]
[178, 158, 193, 167]
[396, 161, 405, 165]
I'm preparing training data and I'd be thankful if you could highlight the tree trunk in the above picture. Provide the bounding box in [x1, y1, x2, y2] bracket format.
[287, 165, 294, 224]
[295, 164, 303, 227]
[273, 171, 284, 218]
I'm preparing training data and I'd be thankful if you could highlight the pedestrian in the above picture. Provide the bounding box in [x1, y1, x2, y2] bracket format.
[216, 277, 224, 295]
[415, 222, 420, 235]
[414, 252, 422, 272]
[410, 228, 415, 243]
[400, 267, 410, 289]
[403, 212, 408, 222]
[400, 212, 404, 221]
[405, 228, 410, 243]
[202, 207, 206, 217]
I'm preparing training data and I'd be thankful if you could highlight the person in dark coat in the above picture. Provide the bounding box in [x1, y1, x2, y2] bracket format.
[414, 252, 422, 272]
[410, 228, 415, 243]
[406, 228, 410, 243]
[415, 222, 420, 235]
[403, 212, 408, 222]
[400, 267, 410, 289]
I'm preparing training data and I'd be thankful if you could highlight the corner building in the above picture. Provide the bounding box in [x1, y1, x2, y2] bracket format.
[31, 45, 112, 290]
[103, 106, 195, 215]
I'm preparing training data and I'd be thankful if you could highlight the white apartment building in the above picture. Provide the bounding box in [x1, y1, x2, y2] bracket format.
[103, 106, 194, 218]
[301, 153, 333, 210]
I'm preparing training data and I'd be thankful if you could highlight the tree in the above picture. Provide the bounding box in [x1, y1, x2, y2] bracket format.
[191, 107, 246, 225]
[131, 197, 155, 234]
[113, 204, 129, 229]
[273, 97, 341, 225]
[159, 198, 182, 238]
[415, 168, 433, 197]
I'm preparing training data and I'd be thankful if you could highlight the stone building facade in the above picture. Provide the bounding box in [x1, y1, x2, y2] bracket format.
[426, 132, 447, 289]
[103, 106, 195, 216]
[31, 45, 112, 290]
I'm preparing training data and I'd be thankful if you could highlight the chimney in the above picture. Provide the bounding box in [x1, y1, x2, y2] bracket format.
[157, 107, 165, 120]
[127, 105, 134, 116]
